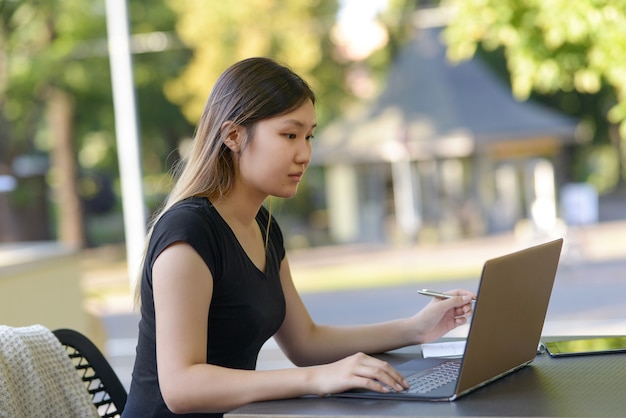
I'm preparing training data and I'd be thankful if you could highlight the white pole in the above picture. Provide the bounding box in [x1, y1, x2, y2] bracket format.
[105, 0, 147, 289]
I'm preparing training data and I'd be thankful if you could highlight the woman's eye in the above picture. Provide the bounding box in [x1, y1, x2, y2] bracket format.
[285, 133, 297, 139]
[306, 134, 315, 141]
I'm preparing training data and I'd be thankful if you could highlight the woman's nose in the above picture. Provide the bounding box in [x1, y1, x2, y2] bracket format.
[296, 140, 312, 166]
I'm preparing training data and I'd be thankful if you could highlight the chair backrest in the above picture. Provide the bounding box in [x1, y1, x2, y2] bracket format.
[53, 328, 127, 418]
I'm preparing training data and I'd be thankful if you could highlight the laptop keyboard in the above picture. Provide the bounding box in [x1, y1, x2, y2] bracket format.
[400, 361, 460, 394]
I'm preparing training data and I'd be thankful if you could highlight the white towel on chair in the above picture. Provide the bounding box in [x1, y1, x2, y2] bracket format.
[0, 324, 99, 418]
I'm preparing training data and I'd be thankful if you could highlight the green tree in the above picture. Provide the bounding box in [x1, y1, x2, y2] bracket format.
[0, 0, 99, 244]
[0, 0, 192, 246]
[164, 0, 347, 127]
[165, 0, 415, 128]
[441, 0, 626, 188]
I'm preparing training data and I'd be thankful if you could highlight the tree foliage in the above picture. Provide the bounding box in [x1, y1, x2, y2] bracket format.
[0, 0, 191, 244]
[164, 0, 347, 126]
[441, 0, 626, 138]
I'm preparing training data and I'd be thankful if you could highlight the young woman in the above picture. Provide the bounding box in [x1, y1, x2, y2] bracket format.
[122, 57, 475, 417]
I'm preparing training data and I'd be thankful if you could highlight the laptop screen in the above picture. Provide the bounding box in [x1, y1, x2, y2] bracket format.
[456, 238, 563, 397]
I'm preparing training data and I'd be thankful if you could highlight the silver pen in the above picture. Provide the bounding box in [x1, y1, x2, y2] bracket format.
[418, 289, 476, 301]
[418, 289, 454, 299]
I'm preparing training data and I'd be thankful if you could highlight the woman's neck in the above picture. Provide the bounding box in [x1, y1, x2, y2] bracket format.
[210, 189, 266, 228]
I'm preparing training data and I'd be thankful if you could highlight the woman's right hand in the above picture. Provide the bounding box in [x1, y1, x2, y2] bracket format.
[309, 352, 408, 396]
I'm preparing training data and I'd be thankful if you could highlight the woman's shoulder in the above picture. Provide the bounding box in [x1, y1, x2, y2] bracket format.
[162, 196, 212, 219]
[169, 196, 211, 213]
[154, 197, 222, 233]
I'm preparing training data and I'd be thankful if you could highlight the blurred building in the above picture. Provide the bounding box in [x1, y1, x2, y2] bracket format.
[314, 26, 578, 244]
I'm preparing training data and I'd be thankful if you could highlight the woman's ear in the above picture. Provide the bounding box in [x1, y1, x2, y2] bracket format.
[221, 121, 244, 153]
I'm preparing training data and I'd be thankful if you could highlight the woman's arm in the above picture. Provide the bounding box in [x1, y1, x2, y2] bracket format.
[273, 256, 474, 367]
[153, 243, 409, 415]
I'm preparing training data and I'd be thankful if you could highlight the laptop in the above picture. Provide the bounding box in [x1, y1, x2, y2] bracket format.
[337, 237, 563, 401]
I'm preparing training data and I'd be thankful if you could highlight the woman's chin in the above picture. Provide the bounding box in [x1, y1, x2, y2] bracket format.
[273, 188, 299, 199]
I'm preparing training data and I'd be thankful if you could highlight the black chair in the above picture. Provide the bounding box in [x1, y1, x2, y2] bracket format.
[54, 328, 127, 418]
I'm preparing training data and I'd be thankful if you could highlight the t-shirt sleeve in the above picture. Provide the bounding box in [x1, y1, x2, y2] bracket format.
[148, 205, 222, 282]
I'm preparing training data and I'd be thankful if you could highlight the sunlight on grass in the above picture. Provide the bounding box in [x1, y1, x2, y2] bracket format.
[292, 264, 480, 293]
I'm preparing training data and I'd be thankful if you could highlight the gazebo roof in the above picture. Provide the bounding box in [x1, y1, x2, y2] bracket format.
[314, 26, 578, 164]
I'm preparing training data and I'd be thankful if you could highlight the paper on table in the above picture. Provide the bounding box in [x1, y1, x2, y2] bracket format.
[421, 341, 545, 358]
[421, 341, 466, 358]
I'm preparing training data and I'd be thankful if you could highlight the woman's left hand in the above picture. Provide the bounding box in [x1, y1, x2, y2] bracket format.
[409, 289, 476, 344]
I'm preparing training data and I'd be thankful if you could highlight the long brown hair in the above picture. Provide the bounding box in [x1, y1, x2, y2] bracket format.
[134, 57, 316, 307]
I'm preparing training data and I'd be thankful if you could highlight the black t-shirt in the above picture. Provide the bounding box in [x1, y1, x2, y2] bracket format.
[123, 197, 286, 417]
